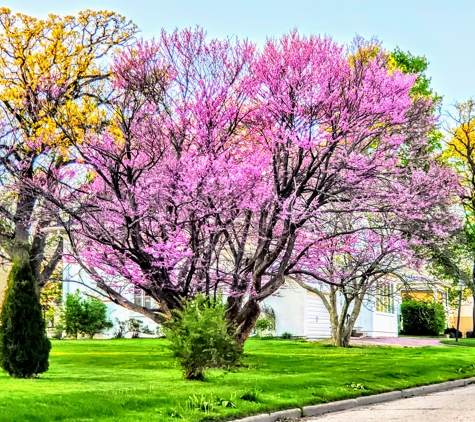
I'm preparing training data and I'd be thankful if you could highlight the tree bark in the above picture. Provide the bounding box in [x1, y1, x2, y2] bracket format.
[232, 300, 261, 346]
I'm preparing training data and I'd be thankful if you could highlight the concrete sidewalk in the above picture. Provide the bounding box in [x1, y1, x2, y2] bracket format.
[350, 337, 445, 347]
[304, 383, 475, 421]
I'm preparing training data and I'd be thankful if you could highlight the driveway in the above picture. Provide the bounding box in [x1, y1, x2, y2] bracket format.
[304, 384, 475, 421]
[351, 337, 445, 347]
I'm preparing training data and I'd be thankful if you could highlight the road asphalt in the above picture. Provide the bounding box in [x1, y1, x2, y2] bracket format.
[304, 383, 475, 421]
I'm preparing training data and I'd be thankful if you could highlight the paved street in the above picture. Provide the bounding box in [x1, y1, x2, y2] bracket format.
[305, 384, 475, 421]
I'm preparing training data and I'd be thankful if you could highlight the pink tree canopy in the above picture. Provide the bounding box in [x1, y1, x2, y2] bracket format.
[29, 28, 460, 341]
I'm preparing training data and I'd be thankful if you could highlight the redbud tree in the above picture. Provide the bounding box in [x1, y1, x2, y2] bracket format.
[30, 29, 459, 343]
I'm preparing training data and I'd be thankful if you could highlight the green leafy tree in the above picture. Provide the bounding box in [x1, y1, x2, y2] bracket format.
[390, 47, 439, 99]
[164, 295, 242, 380]
[80, 297, 113, 339]
[0, 262, 51, 378]
[40, 280, 62, 326]
[61, 291, 112, 339]
[389, 47, 443, 151]
[429, 100, 475, 332]
[61, 291, 83, 339]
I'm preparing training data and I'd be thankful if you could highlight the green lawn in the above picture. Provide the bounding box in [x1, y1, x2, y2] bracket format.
[441, 338, 475, 347]
[1, 339, 475, 421]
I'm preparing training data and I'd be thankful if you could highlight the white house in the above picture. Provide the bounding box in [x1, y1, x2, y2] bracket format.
[263, 281, 400, 339]
[63, 261, 400, 339]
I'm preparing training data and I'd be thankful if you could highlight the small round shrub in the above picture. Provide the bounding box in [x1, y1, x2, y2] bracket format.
[164, 294, 242, 380]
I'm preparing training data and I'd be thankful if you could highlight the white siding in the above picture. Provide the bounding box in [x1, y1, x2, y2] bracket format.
[305, 291, 332, 339]
[264, 282, 306, 336]
[370, 312, 398, 337]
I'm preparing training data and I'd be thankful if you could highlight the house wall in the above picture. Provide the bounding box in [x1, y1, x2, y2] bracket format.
[263, 281, 306, 337]
[370, 311, 398, 337]
[267, 283, 399, 340]
[448, 296, 474, 336]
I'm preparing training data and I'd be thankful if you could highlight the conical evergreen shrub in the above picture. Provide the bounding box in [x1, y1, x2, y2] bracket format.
[0, 261, 51, 378]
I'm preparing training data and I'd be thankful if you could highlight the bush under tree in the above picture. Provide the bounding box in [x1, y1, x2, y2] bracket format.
[401, 300, 446, 336]
[0, 261, 51, 378]
[61, 291, 112, 339]
[164, 295, 242, 380]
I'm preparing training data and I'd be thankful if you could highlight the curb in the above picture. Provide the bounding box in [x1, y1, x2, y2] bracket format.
[231, 377, 475, 422]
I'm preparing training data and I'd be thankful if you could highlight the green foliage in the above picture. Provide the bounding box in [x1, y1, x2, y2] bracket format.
[61, 291, 112, 339]
[252, 304, 276, 337]
[281, 332, 292, 339]
[254, 317, 272, 333]
[390, 47, 443, 153]
[346, 382, 366, 391]
[240, 387, 261, 402]
[164, 294, 242, 380]
[61, 291, 83, 338]
[401, 300, 446, 336]
[390, 47, 439, 100]
[40, 280, 62, 326]
[0, 261, 51, 378]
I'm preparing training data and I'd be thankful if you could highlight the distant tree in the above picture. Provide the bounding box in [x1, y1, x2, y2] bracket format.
[0, 7, 137, 284]
[390, 47, 444, 153]
[61, 291, 112, 339]
[390, 47, 439, 99]
[40, 279, 62, 327]
[80, 297, 113, 339]
[432, 100, 475, 332]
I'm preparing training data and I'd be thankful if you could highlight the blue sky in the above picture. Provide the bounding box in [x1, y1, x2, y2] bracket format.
[4, 0, 474, 108]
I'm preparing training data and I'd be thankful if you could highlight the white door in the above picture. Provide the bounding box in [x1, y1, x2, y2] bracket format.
[306, 291, 332, 339]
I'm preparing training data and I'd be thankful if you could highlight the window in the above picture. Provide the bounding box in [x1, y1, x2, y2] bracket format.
[134, 287, 157, 309]
[376, 284, 395, 314]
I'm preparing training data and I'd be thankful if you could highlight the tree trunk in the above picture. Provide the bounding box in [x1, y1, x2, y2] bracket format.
[328, 289, 365, 347]
[184, 366, 204, 381]
[233, 301, 261, 346]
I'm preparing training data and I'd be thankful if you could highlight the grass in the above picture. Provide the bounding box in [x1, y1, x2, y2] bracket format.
[1, 339, 475, 421]
[441, 338, 475, 347]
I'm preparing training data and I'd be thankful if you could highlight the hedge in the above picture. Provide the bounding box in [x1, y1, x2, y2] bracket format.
[400, 300, 446, 336]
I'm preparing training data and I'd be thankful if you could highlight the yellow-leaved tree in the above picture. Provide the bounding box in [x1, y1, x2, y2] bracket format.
[0, 7, 137, 378]
[432, 100, 475, 332]
[0, 8, 137, 285]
